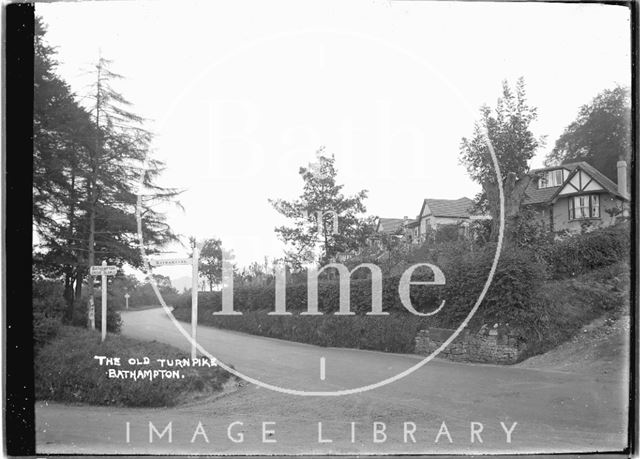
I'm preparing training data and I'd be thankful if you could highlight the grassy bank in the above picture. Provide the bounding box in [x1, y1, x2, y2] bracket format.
[35, 326, 231, 407]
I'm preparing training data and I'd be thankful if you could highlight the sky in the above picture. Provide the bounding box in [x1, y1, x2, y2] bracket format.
[36, 0, 632, 278]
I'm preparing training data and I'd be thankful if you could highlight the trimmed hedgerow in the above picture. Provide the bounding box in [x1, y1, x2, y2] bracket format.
[172, 225, 630, 357]
[174, 244, 550, 350]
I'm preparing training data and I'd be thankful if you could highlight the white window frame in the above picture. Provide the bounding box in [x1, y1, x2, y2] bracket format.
[539, 169, 565, 189]
[569, 194, 601, 220]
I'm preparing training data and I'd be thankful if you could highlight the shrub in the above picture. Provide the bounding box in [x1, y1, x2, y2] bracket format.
[33, 279, 67, 349]
[522, 261, 630, 358]
[33, 313, 62, 351]
[541, 223, 630, 278]
[32, 279, 67, 317]
[35, 326, 231, 407]
[70, 297, 123, 333]
[173, 243, 547, 351]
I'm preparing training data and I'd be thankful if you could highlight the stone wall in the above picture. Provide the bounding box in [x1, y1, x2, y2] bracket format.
[414, 324, 527, 364]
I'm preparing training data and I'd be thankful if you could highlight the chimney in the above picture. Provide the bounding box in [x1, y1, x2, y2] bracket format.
[617, 160, 628, 197]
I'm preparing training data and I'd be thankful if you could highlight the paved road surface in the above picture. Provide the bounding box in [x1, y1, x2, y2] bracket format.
[36, 308, 629, 454]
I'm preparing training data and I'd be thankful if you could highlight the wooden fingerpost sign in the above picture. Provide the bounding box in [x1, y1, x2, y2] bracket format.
[149, 249, 199, 359]
[89, 260, 118, 342]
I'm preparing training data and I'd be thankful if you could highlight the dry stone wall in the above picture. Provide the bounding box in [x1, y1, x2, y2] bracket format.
[414, 324, 527, 364]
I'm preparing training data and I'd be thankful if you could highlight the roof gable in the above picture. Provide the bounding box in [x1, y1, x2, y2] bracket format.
[523, 161, 627, 205]
[552, 162, 626, 202]
[420, 197, 474, 219]
[376, 218, 405, 234]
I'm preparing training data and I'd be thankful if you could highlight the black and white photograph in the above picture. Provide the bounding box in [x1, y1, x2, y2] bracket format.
[4, 0, 636, 455]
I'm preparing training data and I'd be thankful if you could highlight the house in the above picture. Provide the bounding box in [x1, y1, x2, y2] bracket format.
[373, 216, 419, 245]
[416, 197, 488, 241]
[375, 218, 406, 235]
[522, 160, 630, 233]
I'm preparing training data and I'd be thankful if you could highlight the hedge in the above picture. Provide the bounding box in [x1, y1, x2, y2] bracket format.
[540, 223, 630, 279]
[173, 245, 550, 349]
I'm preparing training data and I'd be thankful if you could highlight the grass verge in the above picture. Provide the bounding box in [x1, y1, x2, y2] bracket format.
[35, 326, 231, 407]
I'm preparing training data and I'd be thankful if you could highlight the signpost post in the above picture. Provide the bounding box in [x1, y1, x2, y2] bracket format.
[90, 260, 117, 342]
[124, 293, 130, 309]
[148, 249, 199, 359]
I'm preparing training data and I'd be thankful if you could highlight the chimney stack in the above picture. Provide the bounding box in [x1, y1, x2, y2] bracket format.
[617, 160, 628, 197]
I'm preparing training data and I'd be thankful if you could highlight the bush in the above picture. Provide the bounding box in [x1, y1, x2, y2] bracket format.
[522, 262, 630, 358]
[173, 243, 548, 351]
[33, 313, 62, 351]
[70, 297, 122, 333]
[173, 308, 426, 353]
[35, 326, 231, 407]
[33, 279, 67, 349]
[540, 223, 630, 278]
[33, 279, 67, 317]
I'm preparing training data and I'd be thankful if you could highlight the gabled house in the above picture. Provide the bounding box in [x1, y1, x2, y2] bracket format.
[416, 197, 489, 241]
[522, 160, 630, 233]
[373, 216, 419, 245]
[375, 218, 406, 235]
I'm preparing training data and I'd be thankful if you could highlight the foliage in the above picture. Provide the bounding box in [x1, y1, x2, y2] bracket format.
[35, 326, 231, 407]
[32, 279, 67, 317]
[32, 277, 123, 348]
[459, 78, 543, 239]
[33, 279, 66, 350]
[199, 238, 223, 291]
[524, 262, 630, 357]
[33, 17, 181, 323]
[235, 257, 277, 287]
[539, 223, 630, 278]
[545, 86, 631, 182]
[269, 148, 374, 268]
[504, 207, 554, 252]
[173, 308, 426, 353]
[173, 243, 550, 350]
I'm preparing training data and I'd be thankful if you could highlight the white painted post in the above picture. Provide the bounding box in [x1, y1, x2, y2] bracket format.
[101, 260, 107, 342]
[191, 245, 199, 359]
[124, 293, 130, 309]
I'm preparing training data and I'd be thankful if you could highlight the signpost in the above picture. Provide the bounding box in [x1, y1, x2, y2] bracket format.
[90, 260, 117, 342]
[124, 293, 130, 309]
[148, 248, 199, 359]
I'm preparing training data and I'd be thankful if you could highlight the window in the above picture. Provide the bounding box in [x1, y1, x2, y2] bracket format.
[569, 194, 600, 220]
[538, 169, 565, 188]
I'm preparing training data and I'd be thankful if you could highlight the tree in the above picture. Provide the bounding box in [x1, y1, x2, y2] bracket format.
[33, 18, 182, 324]
[269, 149, 374, 268]
[198, 238, 223, 291]
[545, 86, 631, 182]
[34, 17, 98, 320]
[459, 78, 543, 240]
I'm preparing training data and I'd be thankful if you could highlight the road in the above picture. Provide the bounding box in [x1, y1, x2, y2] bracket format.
[36, 308, 629, 455]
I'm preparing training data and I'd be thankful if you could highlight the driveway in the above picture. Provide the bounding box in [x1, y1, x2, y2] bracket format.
[36, 308, 629, 454]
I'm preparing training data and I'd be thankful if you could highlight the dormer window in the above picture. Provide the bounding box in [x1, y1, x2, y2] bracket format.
[538, 169, 565, 189]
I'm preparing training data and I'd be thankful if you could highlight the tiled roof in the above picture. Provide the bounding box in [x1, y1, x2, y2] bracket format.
[522, 186, 559, 205]
[573, 162, 627, 200]
[523, 161, 627, 205]
[376, 218, 405, 233]
[423, 197, 474, 218]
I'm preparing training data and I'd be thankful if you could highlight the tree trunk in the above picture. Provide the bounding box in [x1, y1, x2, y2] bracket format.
[87, 202, 96, 328]
[86, 56, 101, 329]
[485, 172, 534, 241]
[63, 270, 75, 322]
[64, 172, 77, 322]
